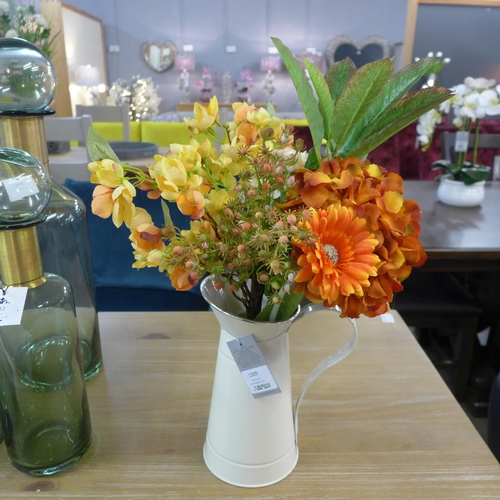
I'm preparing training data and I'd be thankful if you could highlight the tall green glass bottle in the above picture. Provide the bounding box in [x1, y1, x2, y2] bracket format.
[0, 38, 102, 380]
[0, 148, 92, 475]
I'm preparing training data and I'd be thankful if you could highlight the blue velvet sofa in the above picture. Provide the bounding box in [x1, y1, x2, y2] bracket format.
[64, 179, 208, 312]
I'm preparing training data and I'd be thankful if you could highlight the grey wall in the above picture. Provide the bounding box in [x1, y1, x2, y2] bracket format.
[59, 0, 409, 113]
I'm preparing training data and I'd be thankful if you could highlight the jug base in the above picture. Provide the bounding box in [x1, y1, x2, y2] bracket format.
[203, 438, 299, 488]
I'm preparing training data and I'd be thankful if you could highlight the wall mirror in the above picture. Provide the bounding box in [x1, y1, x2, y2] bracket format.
[142, 41, 177, 73]
[403, 0, 500, 88]
[41, 1, 108, 117]
[325, 35, 390, 68]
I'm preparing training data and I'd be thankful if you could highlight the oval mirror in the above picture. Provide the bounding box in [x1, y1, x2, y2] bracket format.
[142, 40, 177, 73]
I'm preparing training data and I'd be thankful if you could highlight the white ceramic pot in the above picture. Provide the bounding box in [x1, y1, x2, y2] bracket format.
[437, 175, 486, 207]
[200, 275, 358, 488]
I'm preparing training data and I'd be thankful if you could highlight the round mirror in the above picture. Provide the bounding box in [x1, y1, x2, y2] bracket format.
[141, 40, 177, 73]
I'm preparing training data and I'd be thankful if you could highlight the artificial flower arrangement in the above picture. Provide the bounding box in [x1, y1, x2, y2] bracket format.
[196, 67, 215, 102]
[236, 67, 253, 101]
[0, 1, 56, 58]
[417, 76, 498, 184]
[87, 38, 451, 322]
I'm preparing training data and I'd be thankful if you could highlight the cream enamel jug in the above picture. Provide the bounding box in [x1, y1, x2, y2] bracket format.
[200, 275, 358, 488]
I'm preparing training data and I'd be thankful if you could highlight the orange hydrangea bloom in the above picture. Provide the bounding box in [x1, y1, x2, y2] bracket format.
[287, 157, 427, 317]
[293, 205, 380, 317]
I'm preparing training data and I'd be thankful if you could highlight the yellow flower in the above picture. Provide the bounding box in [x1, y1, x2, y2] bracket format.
[184, 96, 219, 132]
[232, 102, 256, 124]
[169, 142, 203, 174]
[91, 181, 136, 228]
[132, 248, 165, 269]
[246, 107, 281, 129]
[149, 156, 188, 201]
[204, 189, 233, 220]
[88, 158, 126, 187]
[129, 207, 165, 254]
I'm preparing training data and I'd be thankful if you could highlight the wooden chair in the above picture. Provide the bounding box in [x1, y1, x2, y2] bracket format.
[76, 104, 131, 141]
[441, 131, 500, 178]
[392, 269, 483, 401]
[44, 114, 93, 183]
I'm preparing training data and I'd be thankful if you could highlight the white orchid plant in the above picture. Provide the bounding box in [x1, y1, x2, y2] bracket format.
[417, 76, 498, 184]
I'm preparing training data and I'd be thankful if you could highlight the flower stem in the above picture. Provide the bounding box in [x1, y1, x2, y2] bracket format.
[473, 119, 481, 167]
[269, 288, 286, 322]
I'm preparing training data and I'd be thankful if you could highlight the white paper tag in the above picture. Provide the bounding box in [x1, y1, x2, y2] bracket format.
[3, 174, 39, 202]
[227, 334, 281, 399]
[493, 156, 500, 181]
[454, 131, 469, 153]
[380, 312, 395, 323]
[0, 287, 28, 326]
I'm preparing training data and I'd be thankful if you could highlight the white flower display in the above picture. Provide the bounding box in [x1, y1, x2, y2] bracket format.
[0, 1, 9, 14]
[4, 28, 17, 37]
[417, 76, 500, 151]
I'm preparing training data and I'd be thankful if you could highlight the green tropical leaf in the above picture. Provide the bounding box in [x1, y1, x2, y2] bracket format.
[462, 166, 491, 184]
[304, 147, 320, 170]
[370, 87, 452, 133]
[338, 57, 440, 157]
[325, 57, 357, 104]
[254, 302, 273, 322]
[87, 126, 120, 163]
[303, 57, 334, 144]
[331, 58, 394, 153]
[275, 289, 304, 321]
[272, 37, 324, 159]
[350, 87, 453, 158]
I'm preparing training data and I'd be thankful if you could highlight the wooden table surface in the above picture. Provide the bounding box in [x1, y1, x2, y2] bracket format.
[404, 180, 500, 271]
[1, 310, 499, 499]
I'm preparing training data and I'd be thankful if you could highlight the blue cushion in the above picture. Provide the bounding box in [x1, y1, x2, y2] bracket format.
[64, 179, 208, 312]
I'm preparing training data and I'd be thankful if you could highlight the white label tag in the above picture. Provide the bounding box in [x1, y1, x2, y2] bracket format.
[3, 175, 39, 202]
[380, 312, 395, 323]
[493, 156, 500, 181]
[0, 287, 28, 326]
[454, 131, 469, 153]
[227, 334, 281, 399]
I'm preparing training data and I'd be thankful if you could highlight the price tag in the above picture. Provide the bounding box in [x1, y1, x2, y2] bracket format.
[227, 334, 281, 399]
[3, 174, 39, 202]
[0, 287, 28, 326]
[454, 131, 470, 153]
[380, 313, 395, 323]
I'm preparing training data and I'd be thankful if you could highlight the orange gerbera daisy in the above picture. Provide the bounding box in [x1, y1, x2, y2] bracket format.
[293, 205, 380, 317]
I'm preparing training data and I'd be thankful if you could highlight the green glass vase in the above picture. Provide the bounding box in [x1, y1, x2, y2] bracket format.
[0, 224, 92, 475]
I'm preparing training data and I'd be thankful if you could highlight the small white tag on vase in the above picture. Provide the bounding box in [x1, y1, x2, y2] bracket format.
[3, 174, 39, 202]
[454, 131, 469, 153]
[227, 334, 281, 399]
[0, 287, 28, 326]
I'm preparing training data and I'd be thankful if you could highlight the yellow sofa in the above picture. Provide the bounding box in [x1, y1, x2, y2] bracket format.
[91, 121, 203, 147]
[90, 119, 309, 148]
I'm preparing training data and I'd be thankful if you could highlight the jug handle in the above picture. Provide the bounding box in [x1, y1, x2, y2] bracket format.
[292, 303, 358, 444]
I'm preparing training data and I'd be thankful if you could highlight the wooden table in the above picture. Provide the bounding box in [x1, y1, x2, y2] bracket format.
[404, 180, 500, 271]
[1, 310, 499, 498]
